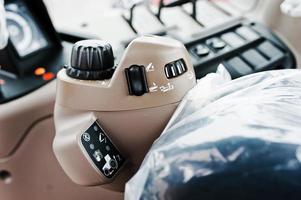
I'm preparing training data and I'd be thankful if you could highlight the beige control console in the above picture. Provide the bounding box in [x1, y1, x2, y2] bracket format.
[53, 36, 196, 191]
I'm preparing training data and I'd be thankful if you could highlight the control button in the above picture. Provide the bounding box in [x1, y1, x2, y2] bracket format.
[83, 132, 90, 142]
[125, 65, 149, 96]
[66, 40, 115, 80]
[221, 32, 245, 48]
[224, 57, 253, 79]
[110, 158, 118, 169]
[206, 37, 226, 50]
[165, 59, 187, 79]
[257, 41, 284, 60]
[165, 63, 178, 78]
[236, 26, 260, 41]
[241, 49, 269, 70]
[93, 150, 103, 162]
[194, 44, 210, 57]
[80, 121, 125, 179]
[102, 154, 118, 176]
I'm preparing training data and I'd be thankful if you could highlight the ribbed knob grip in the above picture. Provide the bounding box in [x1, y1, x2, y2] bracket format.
[66, 40, 115, 80]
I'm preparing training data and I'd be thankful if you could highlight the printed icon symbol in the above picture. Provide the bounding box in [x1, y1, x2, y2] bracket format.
[99, 133, 106, 143]
[83, 132, 90, 142]
[102, 154, 118, 177]
[146, 63, 155, 72]
[149, 82, 158, 93]
[160, 83, 174, 92]
[93, 150, 103, 162]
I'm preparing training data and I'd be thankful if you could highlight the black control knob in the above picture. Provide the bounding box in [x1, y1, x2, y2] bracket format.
[66, 40, 115, 80]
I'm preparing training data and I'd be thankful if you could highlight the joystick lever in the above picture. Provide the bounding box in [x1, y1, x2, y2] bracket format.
[121, 0, 145, 30]
[53, 36, 196, 191]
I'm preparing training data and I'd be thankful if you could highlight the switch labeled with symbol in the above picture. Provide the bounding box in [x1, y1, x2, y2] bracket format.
[125, 65, 149, 96]
[80, 121, 125, 179]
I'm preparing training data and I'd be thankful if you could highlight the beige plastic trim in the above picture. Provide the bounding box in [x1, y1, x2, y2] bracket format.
[0, 81, 56, 158]
[0, 117, 123, 200]
[56, 36, 196, 111]
[53, 36, 197, 191]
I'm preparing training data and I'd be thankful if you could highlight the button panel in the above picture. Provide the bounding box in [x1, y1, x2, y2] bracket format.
[187, 22, 295, 79]
[165, 59, 187, 79]
[81, 121, 125, 179]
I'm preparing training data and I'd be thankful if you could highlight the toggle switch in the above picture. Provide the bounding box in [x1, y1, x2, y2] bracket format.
[206, 37, 226, 51]
[125, 65, 149, 96]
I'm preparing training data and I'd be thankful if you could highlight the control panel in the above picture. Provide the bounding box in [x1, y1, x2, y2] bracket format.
[53, 36, 196, 188]
[45, 0, 296, 82]
[187, 21, 295, 79]
[0, 0, 72, 104]
[80, 121, 125, 179]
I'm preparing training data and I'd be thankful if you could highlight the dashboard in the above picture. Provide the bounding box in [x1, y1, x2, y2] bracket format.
[5, 3, 49, 57]
[0, 1, 301, 200]
[45, 0, 296, 77]
[0, 0, 298, 104]
[0, 0, 71, 104]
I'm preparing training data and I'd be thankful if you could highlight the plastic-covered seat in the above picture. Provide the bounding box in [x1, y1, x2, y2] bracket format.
[125, 68, 301, 200]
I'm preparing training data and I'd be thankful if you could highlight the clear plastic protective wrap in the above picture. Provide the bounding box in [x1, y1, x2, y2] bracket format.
[125, 67, 301, 200]
[0, 0, 8, 49]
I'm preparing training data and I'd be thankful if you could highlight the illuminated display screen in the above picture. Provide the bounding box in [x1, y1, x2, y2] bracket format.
[5, 3, 49, 57]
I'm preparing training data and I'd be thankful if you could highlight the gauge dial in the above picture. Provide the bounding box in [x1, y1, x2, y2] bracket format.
[5, 3, 48, 57]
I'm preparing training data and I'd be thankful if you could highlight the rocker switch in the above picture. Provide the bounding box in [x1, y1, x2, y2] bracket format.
[125, 65, 149, 96]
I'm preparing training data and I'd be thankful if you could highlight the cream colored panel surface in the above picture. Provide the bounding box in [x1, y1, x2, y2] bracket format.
[247, 0, 301, 68]
[43, 0, 136, 49]
[160, 7, 204, 41]
[0, 118, 122, 200]
[0, 81, 56, 158]
[183, 1, 231, 27]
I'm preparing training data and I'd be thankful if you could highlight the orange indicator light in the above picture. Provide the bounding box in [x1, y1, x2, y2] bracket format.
[43, 72, 55, 81]
[34, 67, 46, 76]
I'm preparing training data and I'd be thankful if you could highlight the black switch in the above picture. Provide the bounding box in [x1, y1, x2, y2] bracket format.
[194, 44, 210, 57]
[224, 57, 253, 79]
[206, 37, 226, 50]
[241, 49, 269, 70]
[165, 59, 187, 79]
[125, 65, 149, 96]
[257, 41, 284, 60]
